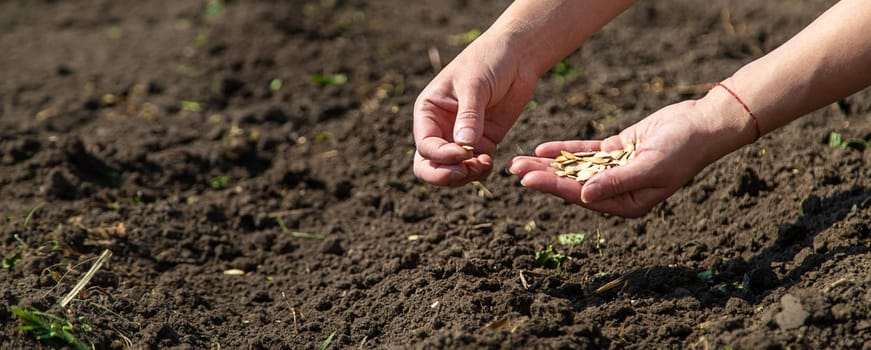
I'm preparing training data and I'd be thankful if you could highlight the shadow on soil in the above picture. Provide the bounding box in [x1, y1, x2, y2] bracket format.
[553, 185, 871, 310]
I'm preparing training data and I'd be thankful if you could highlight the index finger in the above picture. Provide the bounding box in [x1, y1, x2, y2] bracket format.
[413, 94, 472, 163]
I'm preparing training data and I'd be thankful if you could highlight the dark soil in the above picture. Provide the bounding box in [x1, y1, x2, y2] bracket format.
[2, 0, 870, 349]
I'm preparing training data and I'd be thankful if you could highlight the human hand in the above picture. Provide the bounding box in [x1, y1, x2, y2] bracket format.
[508, 99, 751, 217]
[413, 34, 538, 186]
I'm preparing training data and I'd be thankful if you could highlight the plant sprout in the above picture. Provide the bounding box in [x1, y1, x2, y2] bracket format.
[310, 73, 347, 86]
[317, 331, 336, 350]
[269, 78, 283, 92]
[535, 245, 567, 269]
[180, 100, 202, 112]
[8, 306, 92, 350]
[210, 176, 229, 189]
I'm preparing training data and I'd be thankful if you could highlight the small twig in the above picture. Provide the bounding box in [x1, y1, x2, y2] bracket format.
[288, 231, 326, 240]
[291, 308, 298, 334]
[692, 335, 710, 350]
[60, 249, 111, 308]
[110, 325, 134, 349]
[42, 258, 99, 298]
[470, 181, 494, 199]
[594, 277, 625, 295]
[85, 285, 113, 301]
[430, 301, 442, 328]
[358, 336, 368, 350]
[720, 8, 736, 36]
[282, 292, 298, 334]
[519, 270, 530, 290]
[823, 277, 853, 293]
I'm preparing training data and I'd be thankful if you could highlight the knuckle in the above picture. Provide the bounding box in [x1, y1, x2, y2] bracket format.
[455, 110, 480, 123]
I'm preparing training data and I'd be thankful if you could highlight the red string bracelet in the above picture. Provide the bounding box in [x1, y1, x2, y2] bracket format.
[711, 82, 762, 141]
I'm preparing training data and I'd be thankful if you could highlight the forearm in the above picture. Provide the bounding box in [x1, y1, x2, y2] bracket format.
[730, 0, 871, 133]
[482, 0, 636, 77]
[698, 0, 871, 159]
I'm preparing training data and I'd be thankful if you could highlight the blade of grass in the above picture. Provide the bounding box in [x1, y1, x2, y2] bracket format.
[23, 204, 43, 231]
[8, 306, 91, 350]
[276, 218, 289, 233]
[317, 331, 337, 350]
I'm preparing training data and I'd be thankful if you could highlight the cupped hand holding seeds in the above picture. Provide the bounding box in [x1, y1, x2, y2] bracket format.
[509, 101, 737, 218]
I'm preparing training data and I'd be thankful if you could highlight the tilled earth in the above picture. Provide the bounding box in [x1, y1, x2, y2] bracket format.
[1, 0, 870, 349]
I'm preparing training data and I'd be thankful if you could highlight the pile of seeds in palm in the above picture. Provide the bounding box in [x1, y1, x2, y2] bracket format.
[551, 142, 636, 182]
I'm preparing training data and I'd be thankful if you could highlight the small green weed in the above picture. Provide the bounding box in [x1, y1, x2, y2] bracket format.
[210, 176, 229, 189]
[317, 331, 336, 350]
[314, 131, 332, 142]
[8, 306, 92, 350]
[269, 78, 283, 92]
[204, 1, 224, 19]
[829, 131, 842, 147]
[310, 73, 347, 86]
[2, 250, 22, 269]
[535, 245, 567, 269]
[3, 205, 40, 269]
[276, 218, 289, 233]
[697, 269, 714, 281]
[550, 59, 579, 82]
[180, 100, 203, 112]
[828, 131, 869, 151]
[453, 29, 481, 45]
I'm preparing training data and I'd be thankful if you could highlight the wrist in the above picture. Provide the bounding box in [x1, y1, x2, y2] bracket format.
[694, 80, 760, 162]
[481, 18, 550, 78]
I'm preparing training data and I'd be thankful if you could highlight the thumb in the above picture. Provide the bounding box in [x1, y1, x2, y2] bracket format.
[452, 79, 488, 145]
[580, 154, 656, 203]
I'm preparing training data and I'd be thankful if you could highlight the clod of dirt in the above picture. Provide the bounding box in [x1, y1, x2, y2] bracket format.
[831, 303, 853, 321]
[397, 201, 434, 223]
[742, 265, 779, 293]
[331, 179, 354, 199]
[220, 77, 245, 98]
[775, 293, 809, 330]
[63, 138, 117, 184]
[1, 137, 40, 164]
[776, 223, 809, 247]
[40, 168, 78, 199]
[320, 237, 345, 255]
[730, 167, 768, 197]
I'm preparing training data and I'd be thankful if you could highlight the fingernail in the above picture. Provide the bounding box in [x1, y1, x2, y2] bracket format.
[520, 176, 529, 187]
[581, 183, 600, 203]
[455, 128, 475, 144]
[449, 170, 466, 181]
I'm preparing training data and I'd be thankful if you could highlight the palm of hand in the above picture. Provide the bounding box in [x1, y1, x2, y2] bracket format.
[510, 101, 712, 217]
